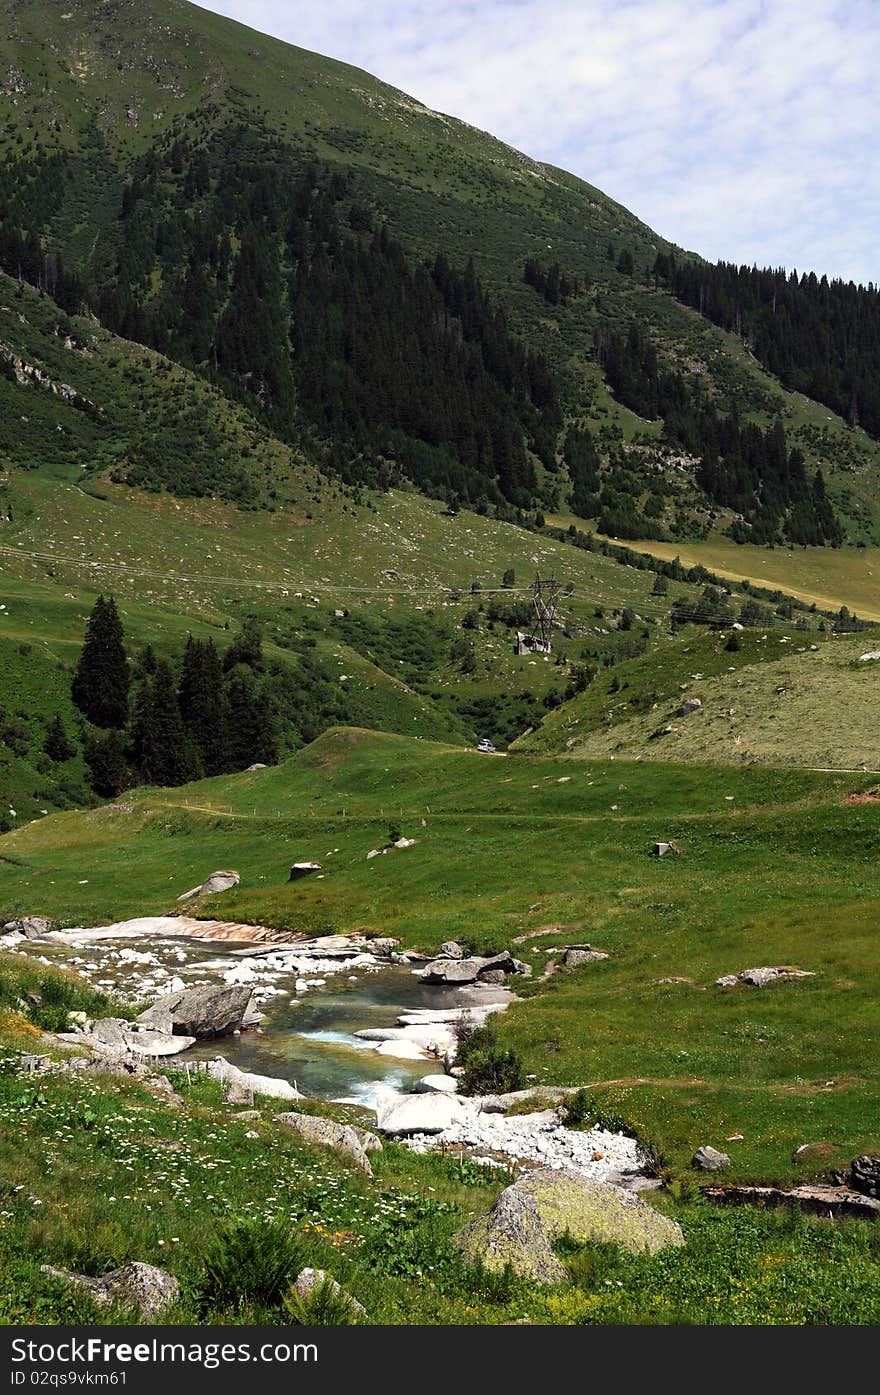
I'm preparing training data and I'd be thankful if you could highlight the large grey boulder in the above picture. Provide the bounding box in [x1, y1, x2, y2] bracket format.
[375, 1092, 466, 1136]
[177, 870, 240, 901]
[275, 1112, 382, 1176]
[76, 1018, 196, 1058]
[2, 916, 54, 940]
[454, 1169, 684, 1283]
[850, 1155, 880, 1197]
[440, 940, 464, 959]
[40, 1261, 179, 1319]
[692, 1145, 731, 1172]
[412, 1074, 459, 1094]
[716, 966, 814, 989]
[207, 1057, 302, 1102]
[138, 984, 254, 1038]
[677, 697, 703, 716]
[420, 949, 525, 985]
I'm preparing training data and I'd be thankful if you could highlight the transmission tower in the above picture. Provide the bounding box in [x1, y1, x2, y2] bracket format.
[516, 570, 560, 655]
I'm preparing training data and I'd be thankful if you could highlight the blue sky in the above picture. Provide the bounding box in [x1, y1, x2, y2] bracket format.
[204, 1, 879, 285]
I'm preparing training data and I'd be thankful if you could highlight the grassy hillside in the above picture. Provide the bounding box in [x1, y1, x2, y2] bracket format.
[515, 629, 880, 768]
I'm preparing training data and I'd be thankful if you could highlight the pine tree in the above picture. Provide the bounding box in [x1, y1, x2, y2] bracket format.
[225, 669, 277, 769]
[131, 659, 202, 786]
[44, 714, 75, 762]
[222, 617, 264, 673]
[71, 595, 130, 728]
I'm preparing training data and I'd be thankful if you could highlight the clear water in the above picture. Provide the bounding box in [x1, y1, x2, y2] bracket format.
[193, 965, 464, 1105]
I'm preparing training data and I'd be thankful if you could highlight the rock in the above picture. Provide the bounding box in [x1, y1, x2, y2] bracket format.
[137, 984, 254, 1038]
[207, 1057, 303, 1102]
[2, 915, 53, 939]
[692, 1145, 731, 1171]
[289, 862, 322, 881]
[223, 1078, 254, 1106]
[40, 1261, 179, 1319]
[440, 940, 464, 959]
[858, 651, 880, 662]
[374, 1039, 429, 1060]
[125, 1029, 196, 1057]
[677, 697, 703, 716]
[849, 1154, 880, 1197]
[716, 966, 814, 989]
[276, 1113, 381, 1176]
[792, 1142, 838, 1164]
[563, 946, 609, 969]
[703, 1182, 880, 1219]
[394, 837, 416, 848]
[412, 1074, 459, 1094]
[376, 1093, 466, 1136]
[453, 1169, 684, 1283]
[291, 1268, 366, 1318]
[367, 937, 399, 957]
[247, 763, 267, 770]
[651, 841, 681, 857]
[177, 870, 240, 901]
[420, 949, 523, 985]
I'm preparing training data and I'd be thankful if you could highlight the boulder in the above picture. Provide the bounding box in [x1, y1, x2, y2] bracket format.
[453, 1169, 684, 1283]
[651, 841, 681, 857]
[375, 1092, 466, 1136]
[222, 1078, 254, 1106]
[692, 1145, 730, 1171]
[40, 1261, 179, 1319]
[289, 862, 322, 881]
[2, 915, 53, 939]
[858, 651, 880, 662]
[137, 984, 254, 1038]
[420, 949, 522, 985]
[276, 1112, 381, 1176]
[677, 697, 703, 716]
[177, 870, 240, 901]
[291, 1268, 366, 1319]
[207, 1057, 302, 1102]
[125, 1029, 196, 1057]
[850, 1154, 880, 1198]
[440, 940, 464, 959]
[412, 1074, 459, 1094]
[563, 946, 609, 969]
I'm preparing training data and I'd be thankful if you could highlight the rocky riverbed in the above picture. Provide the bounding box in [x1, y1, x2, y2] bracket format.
[1, 914, 652, 1183]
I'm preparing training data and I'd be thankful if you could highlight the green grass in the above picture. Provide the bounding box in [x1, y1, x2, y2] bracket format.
[2, 726, 878, 1181]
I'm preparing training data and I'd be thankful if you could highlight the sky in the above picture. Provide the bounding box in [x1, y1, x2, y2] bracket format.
[203, 1, 879, 285]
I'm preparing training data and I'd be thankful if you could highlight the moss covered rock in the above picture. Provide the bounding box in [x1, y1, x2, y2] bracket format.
[453, 1168, 684, 1284]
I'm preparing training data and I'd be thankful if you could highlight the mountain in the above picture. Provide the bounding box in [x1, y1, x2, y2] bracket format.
[1, 0, 879, 548]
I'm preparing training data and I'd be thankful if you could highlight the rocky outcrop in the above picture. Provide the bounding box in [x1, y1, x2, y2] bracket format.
[419, 949, 530, 985]
[454, 1169, 684, 1283]
[40, 1262, 180, 1319]
[850, 1154, 880, 1198]
[715, 966, 814, 988]
[276, 1112, 381, 1176]
[137, 984, 254, 1038]
[563, 945, 609, 969]
[2, 916, 53, 939]
[177, 870, 240, 901]
[677, 697, 703, 716]
[57, 1017, 197, 1059]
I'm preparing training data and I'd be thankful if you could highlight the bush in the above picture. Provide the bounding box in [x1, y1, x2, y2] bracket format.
[194, 1216, 306, 1315]
[284, 1275, 361, 1325]
[456, 1024, 525, 1095]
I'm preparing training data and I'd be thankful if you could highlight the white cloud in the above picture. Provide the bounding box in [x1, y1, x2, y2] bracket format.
[203, 0, 880, 283]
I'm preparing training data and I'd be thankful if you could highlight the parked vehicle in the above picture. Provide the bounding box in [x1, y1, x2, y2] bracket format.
[476, 737, 496, 753]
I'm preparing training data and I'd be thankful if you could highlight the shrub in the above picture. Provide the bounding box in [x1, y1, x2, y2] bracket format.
[456, 1023, 525, 1095]
[284, 1275, 361, 1325]
[194, 1216, 306, 1315]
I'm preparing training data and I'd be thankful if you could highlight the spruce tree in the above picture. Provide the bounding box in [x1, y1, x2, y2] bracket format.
[85, 729, 129, 798]
[131, 659, 202, 786]
[44, 714, 75, 763]
[225, 669, 278, 769]
[71, 595, 130, 728]
[179, 636, 229, 776]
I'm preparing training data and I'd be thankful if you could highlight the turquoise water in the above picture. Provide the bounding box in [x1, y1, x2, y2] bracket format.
[205, 966, 458, 1105]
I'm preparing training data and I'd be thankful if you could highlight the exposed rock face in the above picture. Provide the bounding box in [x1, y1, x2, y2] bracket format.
[850, 1154, 880, 1197]
[440, 940, 464, 959]
[291, 1268, 366, 1318]
[177, 870, 240, 901]
[453, 1169, 684, 1283]
[715, 966, 814, 988]
[137, 984, 254, 1038]
[692, 1145, 731, 1171]
[61, 1018, 196, 1058]
[563, 945, 609, 969]
[2, 916, 53, 939]
[207, 1057, 302, 1102]
[420, 949, 529, 985]
[40, 1262, 180, 1319]
[275, 1112, 381, 1176]
[289, 862, 322, 881]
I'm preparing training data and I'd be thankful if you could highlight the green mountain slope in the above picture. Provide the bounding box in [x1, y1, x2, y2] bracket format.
[0, 0, 879, 544]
